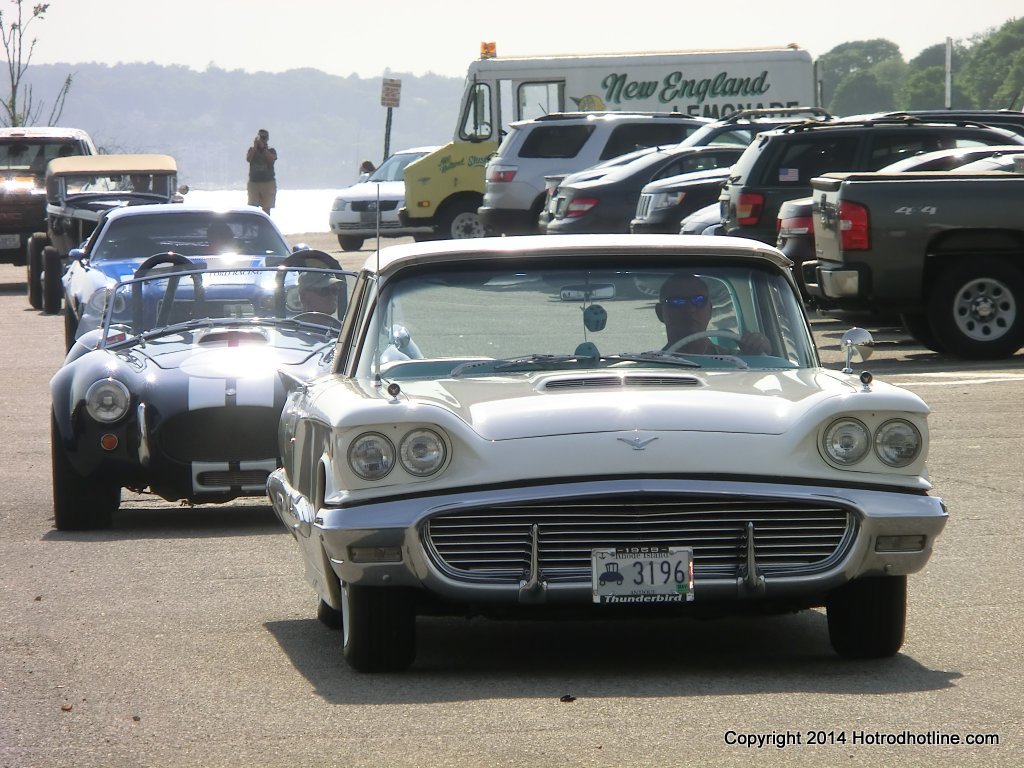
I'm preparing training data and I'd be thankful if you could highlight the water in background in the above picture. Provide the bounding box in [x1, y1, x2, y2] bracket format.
[184, 189, 338, 235]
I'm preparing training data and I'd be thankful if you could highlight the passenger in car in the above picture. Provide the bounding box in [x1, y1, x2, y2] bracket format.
[656, 272, 770, 354]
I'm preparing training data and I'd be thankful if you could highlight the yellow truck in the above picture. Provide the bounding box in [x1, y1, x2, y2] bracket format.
[398, 44, 816, 239]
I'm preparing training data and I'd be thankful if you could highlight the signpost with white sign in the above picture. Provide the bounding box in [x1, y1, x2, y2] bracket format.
[381, 78, 401, 160]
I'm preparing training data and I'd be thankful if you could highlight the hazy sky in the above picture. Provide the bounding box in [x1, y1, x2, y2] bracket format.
[25, 1, 1022, 79]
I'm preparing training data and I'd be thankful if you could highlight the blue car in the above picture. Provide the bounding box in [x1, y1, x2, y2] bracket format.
[59, 204, 301, 350]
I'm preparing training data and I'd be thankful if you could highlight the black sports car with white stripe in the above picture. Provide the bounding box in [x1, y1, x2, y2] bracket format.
[49, 250, 350, 530]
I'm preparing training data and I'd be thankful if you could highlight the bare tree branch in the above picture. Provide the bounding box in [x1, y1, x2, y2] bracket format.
[0, 1, 67, 127]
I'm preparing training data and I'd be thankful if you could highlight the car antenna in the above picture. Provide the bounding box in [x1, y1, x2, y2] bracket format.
[373, 167, 382, 386]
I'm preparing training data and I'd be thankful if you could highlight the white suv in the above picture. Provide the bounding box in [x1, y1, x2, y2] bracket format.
[478, 112, 708, 236]
[329, 146, 438, 251]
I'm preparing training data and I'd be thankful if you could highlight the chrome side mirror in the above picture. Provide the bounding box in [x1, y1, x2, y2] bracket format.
[841, 327, 874, 374]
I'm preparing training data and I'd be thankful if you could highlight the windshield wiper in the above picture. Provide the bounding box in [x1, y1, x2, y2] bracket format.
[451, 354, 589, 377]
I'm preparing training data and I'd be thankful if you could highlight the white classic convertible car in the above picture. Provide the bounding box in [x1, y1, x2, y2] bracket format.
[268, 234, 947, 672]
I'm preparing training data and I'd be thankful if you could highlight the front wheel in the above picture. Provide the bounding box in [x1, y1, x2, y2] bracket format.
[927, 258, 1024, 359]
[337, 235, 364, 251]
[51, 413, 120, 530]
[42, 245, 64, 315]
[342, 583, 416, 672]
[826, 576, 906, 658]
[437, 199, 486, 240]
[27, 235, 45, 309]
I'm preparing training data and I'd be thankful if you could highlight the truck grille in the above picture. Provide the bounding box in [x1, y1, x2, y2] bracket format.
[424, 495, 855, 583]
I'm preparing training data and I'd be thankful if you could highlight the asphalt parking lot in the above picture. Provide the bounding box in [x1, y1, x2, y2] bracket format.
[2, 251, 1023, 768]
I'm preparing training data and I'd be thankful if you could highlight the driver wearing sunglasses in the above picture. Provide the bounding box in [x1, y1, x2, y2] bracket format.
[656, 273, 770, 355]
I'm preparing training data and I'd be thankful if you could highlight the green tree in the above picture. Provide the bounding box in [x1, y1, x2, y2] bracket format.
[829, 70, 894, 115]
[899, 66, 975, 109]
[0, 0, 71, 126]
[817, 39, 902, 107]
[990, 49, 1024, 110]
[959, 17, 1024, 108]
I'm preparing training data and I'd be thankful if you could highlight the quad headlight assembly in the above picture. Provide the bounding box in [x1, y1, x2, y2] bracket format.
[821, 416, 922, 469]
[346, 427, 449, 481]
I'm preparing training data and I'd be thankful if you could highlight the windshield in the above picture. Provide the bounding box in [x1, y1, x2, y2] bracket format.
[0, 138, 87, 176]
[57, 171, 176, 197]
[358, 261, 816, 379]
[89, 211, 291, 262]
[77, 265, 351, 344]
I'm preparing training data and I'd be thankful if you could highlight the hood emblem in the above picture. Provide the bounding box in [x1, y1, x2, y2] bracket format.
[617, 435, 659, 451]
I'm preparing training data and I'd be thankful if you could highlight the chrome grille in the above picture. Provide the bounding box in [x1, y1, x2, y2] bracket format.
[635, 194, 653, 220]
[425, 496, 855, 584]
[352, 200, 398, 212]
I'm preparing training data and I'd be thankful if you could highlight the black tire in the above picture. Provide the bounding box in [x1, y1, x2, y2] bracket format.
[27, 235, 45, 309]
[42, 245, 63, 315]
[826, 575, 906, 659]
[926, 258, 1024, 359]
[342, 584, 416, 672]
[317, 599, 343, 630]
[437, 199, 486, 240]
[51, 413, 120, 531]
[338, 235, 364, 252]
[900, 312, 945, 353]
[63, 306, 79, 352]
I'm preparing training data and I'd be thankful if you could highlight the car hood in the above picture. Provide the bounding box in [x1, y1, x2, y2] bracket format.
[335, 180, 404, 202]
[328, 368, 920, 441]
[124, 327, 331, 373]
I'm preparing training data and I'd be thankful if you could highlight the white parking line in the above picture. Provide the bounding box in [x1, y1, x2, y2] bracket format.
[887, 372, 1024, 387]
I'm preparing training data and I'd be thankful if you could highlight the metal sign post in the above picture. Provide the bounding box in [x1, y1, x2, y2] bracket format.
[381, 78, 401, 162]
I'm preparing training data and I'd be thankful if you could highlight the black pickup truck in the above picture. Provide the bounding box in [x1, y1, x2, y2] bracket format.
[806, 162, 1024, 359]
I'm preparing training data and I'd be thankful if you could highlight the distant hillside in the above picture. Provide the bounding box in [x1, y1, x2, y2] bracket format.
[23, 63, 464, 189]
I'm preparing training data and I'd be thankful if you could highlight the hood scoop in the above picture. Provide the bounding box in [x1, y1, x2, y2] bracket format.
[541, 373, 702, 391]
[197, 329, 268, 346]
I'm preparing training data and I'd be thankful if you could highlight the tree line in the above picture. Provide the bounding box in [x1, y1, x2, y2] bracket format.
[6, 17, 1023, 189]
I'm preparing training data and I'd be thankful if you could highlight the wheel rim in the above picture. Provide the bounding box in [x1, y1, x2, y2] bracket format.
[953, 276, 1017, 341]
[450, 212, 485, 238]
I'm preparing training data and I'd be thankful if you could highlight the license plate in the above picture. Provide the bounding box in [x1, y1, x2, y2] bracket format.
[0, 234, 20, 249]
[592, 546, 694, 604]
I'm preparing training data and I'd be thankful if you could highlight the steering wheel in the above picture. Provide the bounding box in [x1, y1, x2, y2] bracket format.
[134, 251, 195, 277]
[665, 329, 743, 354]
[291, 311, 341, 330]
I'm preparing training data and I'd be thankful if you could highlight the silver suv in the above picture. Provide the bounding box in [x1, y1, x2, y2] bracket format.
[478, 112, 708, 236]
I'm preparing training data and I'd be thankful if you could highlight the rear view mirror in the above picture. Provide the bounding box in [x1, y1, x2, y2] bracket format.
[559, 283, 615, 301]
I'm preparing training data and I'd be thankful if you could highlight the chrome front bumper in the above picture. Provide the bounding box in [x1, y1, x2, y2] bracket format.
[269, 472, 947, 605]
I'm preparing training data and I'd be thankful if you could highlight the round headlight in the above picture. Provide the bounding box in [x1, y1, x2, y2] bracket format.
[348, 432, 395, 480]
[822, 418, 870, 466]
[874, 419, 922, 467]
[399, 429, 447, 477]
[85, 378, 131, 423]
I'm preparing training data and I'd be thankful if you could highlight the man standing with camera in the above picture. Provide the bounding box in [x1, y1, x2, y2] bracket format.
[246, 128, 277, 213]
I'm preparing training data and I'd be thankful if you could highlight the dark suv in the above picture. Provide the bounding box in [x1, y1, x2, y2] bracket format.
[719, 115, 1024, 243]
[630, 107, 832, 234]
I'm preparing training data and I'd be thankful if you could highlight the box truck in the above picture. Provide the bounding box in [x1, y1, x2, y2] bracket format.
[398, 44, 817, 239]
